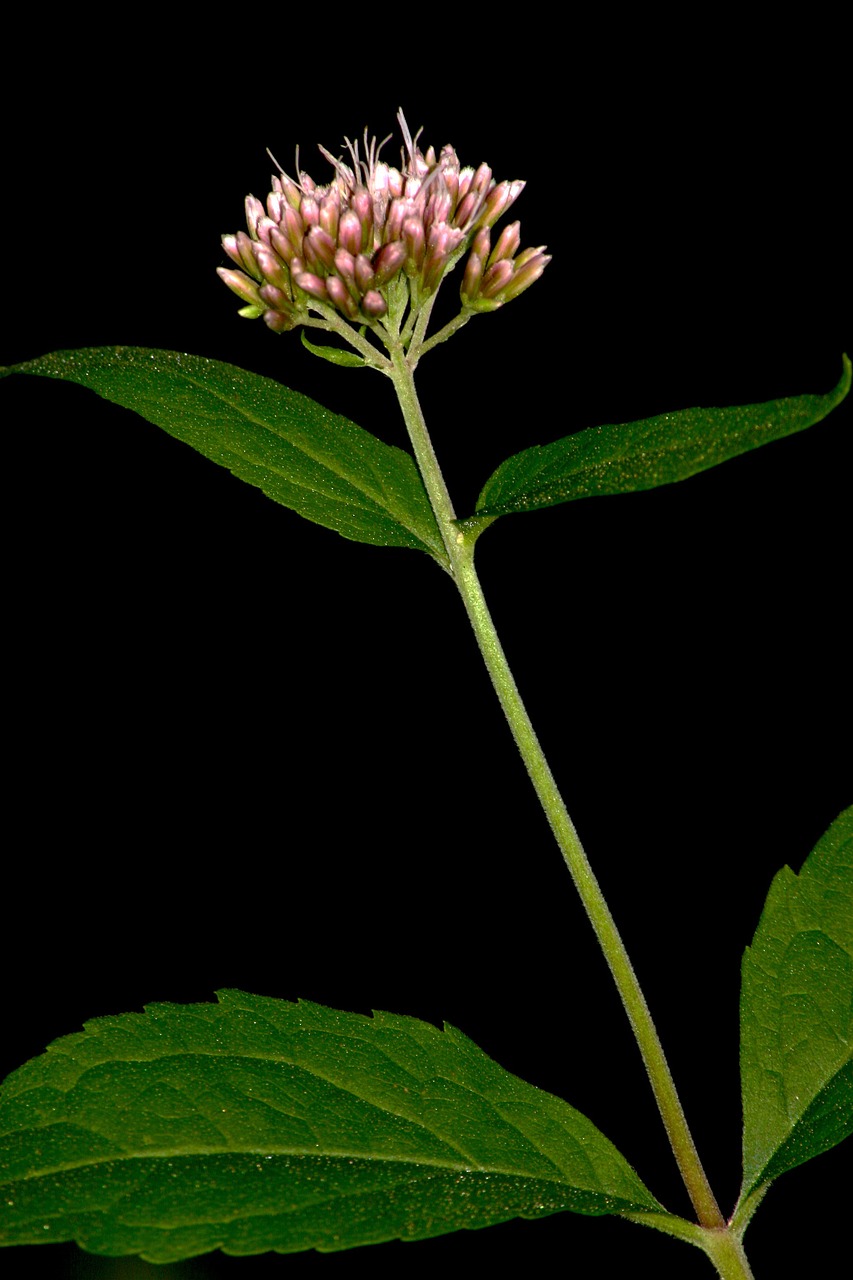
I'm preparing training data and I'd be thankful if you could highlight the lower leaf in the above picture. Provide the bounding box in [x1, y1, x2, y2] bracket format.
[0, 990, 662, 1262]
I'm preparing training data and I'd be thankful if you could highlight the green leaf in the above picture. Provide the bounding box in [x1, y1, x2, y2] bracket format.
[464, 355, 850, 531]
[738, 806, 853, 1204]
[300, 331, 367, 367]
[0, 990, 662, 1262]
[1, 348, 447, 563]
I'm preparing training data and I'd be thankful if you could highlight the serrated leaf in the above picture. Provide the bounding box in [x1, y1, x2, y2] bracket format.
[739, 806, 853, 1203]
[0, 990, 662, 1262]
[466, 355, 850, 528]
[2, 348, 447, 562]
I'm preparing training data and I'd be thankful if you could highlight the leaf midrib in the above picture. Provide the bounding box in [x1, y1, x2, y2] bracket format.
[3, 1144, 572, 1186]
[6, 1045, 580, 1185]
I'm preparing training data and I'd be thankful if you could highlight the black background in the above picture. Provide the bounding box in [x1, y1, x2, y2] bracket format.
[2, 16, 850, 1278]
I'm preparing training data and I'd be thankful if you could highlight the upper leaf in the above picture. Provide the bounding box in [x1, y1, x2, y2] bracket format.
[1, 348, 447, 563]
[464, 355, 850, 530]
[0, 991, 661, 1262]
[739, 806, 853, 1202]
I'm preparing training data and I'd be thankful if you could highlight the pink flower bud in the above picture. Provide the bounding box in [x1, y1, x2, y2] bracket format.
[299, 196, 320, 229]
[259, 283, 291, 309]
[266, 190, 283, 224]
[221, 234, 243, 268]
[460, 250, 485, 303]
[361, 290, 387, 318]
[273, 173, 303, 212]
[254, 216, 277, 248]
[304, 226, 336, 273]
[292, 271, 328, 301]
[424, 189, 452, 232]
[488, 221, 521, 267]
[454, 189, 480, 229]
[244, 195, 265, 239]
[472, 227, 491, 260]
[354, 254, 375, 293]
[502, 252, 551, 300]
[456, 167, 475, 204]
[512, 245, 545, 270]
[338, 208, 363, 257]
[270, 226, 297, 265]
[349, 189, 373, 250]
[372, 241, 407, 287]
[326, 274, 360, 319]
[384, 197, 411, 244]
[474, 180, 525, 231]
[471, 162, 493, 195]
[334, 248, 356, 282]
[255, 248, 290, 293]
[217, 268, 263, 308]
[280, 205, 305, 252]
[263, 308, 297, 332]
[480, 258, 514, 299]
[319, 191, 340, 241]
[403, 216, 425, 269]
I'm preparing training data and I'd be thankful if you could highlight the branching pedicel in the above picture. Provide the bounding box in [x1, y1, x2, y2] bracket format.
[0, 112, 849, 1279]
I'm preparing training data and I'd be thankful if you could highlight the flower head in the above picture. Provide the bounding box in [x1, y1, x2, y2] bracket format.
[218, 111, 549, 346]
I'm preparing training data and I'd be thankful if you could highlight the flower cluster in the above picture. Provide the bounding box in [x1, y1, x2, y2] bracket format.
[218, 113, 550, 336]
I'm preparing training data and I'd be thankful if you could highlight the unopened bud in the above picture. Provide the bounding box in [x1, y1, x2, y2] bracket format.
[217, 267, 263, 308]
[292, 271, 328, 301]
[325, 274, 360, 319]
[334, 248, 356, 282]
[300, 196, 320, 229]
[479, 258, 514, 299]
[338, 208, 363, 257]
[281, 205, 305, 253]
[255, 248, 290, 293]
[269, 226, 297, 265]
[471, 163, 492, 195]
[304, 226, 337, 273]
[259, 283, 291, 310]
[235, 231, 263, 281]
[354, 254, 375, 293]
[361, 290, 387, 318]
[263, 308, 297, 332]
[502, 251, 551, 300]
[460, 251, 485, 303]
[349, 188, 373, 250]
[319, 191, 340, 241]
[488, 221, 521, 267]
[403, 216, 425, 270]
[221, 234, 244, 268]
[244, 195, 265, 239]
[373, 241, 407, 287]
[475, 180, 525, 231]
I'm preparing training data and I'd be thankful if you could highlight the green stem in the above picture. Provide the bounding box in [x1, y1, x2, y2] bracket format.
[386, 348, 729, 1237]
[626, 1214, 757, 1280]
[700, 1230, 757, 1280]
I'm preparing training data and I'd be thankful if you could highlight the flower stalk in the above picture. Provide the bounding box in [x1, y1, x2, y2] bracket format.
[386, 350, 727, 1234]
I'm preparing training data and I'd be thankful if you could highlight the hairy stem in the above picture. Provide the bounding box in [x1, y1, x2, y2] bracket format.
[701, 1230, 757, 1280]
[387, 348, 730, 1238]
